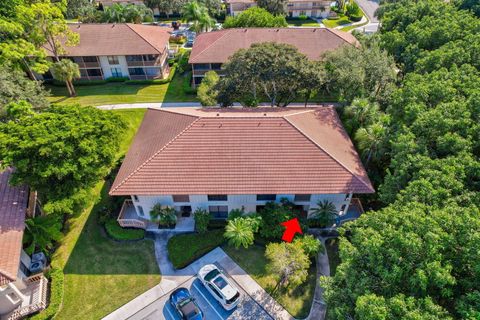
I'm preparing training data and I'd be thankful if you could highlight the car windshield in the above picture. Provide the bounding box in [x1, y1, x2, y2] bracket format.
[179, 300, 199, 318]
[226, 292, 240, 305]
[213, 275, 228, 290]
[204, 269, 220, 282]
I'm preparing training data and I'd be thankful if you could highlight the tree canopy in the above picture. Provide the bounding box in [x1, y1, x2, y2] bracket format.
[223, 7, 287, 28]
[256, 0, 288, 15]
[0, 104, 126, 214]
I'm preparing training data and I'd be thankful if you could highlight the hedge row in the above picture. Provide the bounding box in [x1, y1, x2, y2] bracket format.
[124, 66, 177, 85]
[30, 267, 64, 320]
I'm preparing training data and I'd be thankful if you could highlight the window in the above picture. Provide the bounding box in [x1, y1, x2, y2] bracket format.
[294, 194, 311, 202]
[107, 56, 119, 64]
[80, 69, 88, 77]
[211, 63, 222, 70]
[194, 77, 203, 85]
[82, 56, 97, 63]
[257, 194, 276, 201]
[133, 195, 139, 202]
[208, 283, 222, 299]
[145, 67, 160, 76]
[208, 195, 227, 201]
[173, 195, 190, 202]
[126, 55, 143, 62]
[129, 68, 145, 75]
[111, 67, 122, 78]
[143, 54, 157, 61]
[194, 63, 210, 70]
[294, 205, 309, 218]
[86, 69, 102, 76]
[209, 206, 228, 219]
[137, 206, 144, 216]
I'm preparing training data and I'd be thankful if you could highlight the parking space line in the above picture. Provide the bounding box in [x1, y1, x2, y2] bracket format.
[192, 282, 224, 320]
[164, 303, 175, 320]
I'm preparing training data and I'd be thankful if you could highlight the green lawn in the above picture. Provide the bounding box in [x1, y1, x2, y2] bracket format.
[168, 230, 225, 269]
[287, 18, 320, 27]
[46, 72, 197, 107]
[325, 238, 340, 276]
[223, 244, 316, 319]
[50, 109, 162, 320]
[322, 15, 351, 28]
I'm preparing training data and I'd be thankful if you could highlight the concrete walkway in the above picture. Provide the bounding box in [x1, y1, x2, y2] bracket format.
[305, 236, 330, 320]
[103, 232, 294, 320]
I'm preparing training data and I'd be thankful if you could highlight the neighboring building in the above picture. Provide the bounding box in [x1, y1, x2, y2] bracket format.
[0, 168, 48, 320]
[225, 0, 333, 18]
[110, 107, 374, 231]
[188, 27, 359, 86]
[42, 24, 171, 81]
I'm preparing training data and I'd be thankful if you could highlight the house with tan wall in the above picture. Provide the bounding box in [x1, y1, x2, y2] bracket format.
[109, 107, 374, 231]
[225, 0, 333, 18]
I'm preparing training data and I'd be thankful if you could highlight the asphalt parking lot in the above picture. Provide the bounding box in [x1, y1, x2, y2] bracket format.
[126, 268, 274, 320]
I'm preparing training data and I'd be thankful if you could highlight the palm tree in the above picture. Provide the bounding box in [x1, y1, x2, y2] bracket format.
[182, 1, 216, 33]
[310, 200, 338, 227]
[224, 218, 255, 249]
[51, 59, 80, 97]
[24, 215, 62, 254]
[355, 121, 387, 166]
[343, 98, 381, 135]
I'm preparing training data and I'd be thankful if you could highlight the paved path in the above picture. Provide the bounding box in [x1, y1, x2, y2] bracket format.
[103, 232, 294, 320]
[305, 236, 330, 320]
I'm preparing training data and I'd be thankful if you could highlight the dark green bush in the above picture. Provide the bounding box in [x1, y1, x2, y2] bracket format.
[194, 208, 211, 234]
[30, 267, 63, 320]
[350, 14, 362, 22]
[182, 72, 197, 94]
[208, 219, 228, 230]
[105, 218, 145, 241]
[105, 76, 129, 82]
[167, 230, 224, 269]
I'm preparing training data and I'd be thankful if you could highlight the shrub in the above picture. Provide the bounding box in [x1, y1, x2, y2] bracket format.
[346, 1, 361, 16]
[176, 49, 191, 74]
[30, 267, 63, 320]
[169, 35, 186, 44]
[105, 76, 129, 82]
[150, 204, 177, 226]
[194, 208, 211, 234]
[299, 14, 308, 20]
[208, 219, 228, 230]
[167, 229, 224, 269]
[224, 216, 262, 249]
[105, 218, 145, 241]
[294, 234, 323, 258]
[182, 72, 197, 95]
[228, 208, 245, 220]
[350, 13, 362, 21]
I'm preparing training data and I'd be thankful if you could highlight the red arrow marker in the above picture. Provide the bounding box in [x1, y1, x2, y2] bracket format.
[281, 218, 303, 243]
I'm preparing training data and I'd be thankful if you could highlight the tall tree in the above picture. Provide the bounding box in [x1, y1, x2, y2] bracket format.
[197, 70, 219, 106]
[0, 105, 126, 214]
[354, 121, 388, 166]
[50, 59, 80, 97]
[265, 241, 310, 292]
[0, 64, 49, 115]
[256, 0, 288, 15]
[101, 3, 153, 23]
[182, 0, 216, 33]
[66, 0, 90, 19]
[222, 7, 288, 28]
[310, 200, 338, 227]
[216, 42, 312, 107]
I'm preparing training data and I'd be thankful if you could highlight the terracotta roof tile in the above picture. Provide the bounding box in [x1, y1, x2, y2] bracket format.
[189, 28, 359, 64]
[44, 23, 171, 57]
[110, 107, 374, 196]
[0, 168, 27, 285]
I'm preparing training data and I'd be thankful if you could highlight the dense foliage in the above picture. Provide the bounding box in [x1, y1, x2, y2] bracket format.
[223, 7, 287, 28]
[324, 1, 480, 319]
[194, 208, 211, 233]
[0, 105, 126, 215]
[79, 3, 153, 23]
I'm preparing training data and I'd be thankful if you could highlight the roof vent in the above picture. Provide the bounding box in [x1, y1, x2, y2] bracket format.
[216, 113, 220, 116]
[263, 113, 267, 116]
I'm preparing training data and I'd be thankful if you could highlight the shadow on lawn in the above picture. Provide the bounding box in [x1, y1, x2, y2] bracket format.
[63, 182, 160, 275]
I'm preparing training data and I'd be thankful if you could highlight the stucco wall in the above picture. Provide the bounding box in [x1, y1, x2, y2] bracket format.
[131, 193, 352, 220]
[98, 55, 130, 79]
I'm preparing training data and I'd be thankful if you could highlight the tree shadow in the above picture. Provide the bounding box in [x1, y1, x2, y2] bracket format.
[63, 182, 159, 275]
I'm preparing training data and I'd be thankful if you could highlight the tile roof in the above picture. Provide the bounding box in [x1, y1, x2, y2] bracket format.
[44, 23, 171, 57]
[0, 168, 28, 286]
[189, 28, 359, 64]
[110, 107, 374, 196]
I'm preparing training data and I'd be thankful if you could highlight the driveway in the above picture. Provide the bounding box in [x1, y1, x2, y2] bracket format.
[103, 232, 294, 320]
[355, 0, 379, 23]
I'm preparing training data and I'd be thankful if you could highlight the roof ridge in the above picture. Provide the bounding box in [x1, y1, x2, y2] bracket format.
[190, 30, 232, 63]
[125, 24, 162, 54]
[283, 114, 373, 192]
[110, 114, 200, 193]
[327, 28, 357, 46]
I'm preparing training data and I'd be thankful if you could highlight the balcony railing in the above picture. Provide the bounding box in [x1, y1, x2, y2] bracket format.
[7, 274, 48, 320]
[117, 199, 146, 229]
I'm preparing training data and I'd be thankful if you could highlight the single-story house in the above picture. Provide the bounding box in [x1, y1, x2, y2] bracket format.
[0, 168, 48, 320]
[188, 28, 359, 87]
[109, 106, 374, 231]
[225, 0, 334, 18]
[41, 23, 171, 81]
